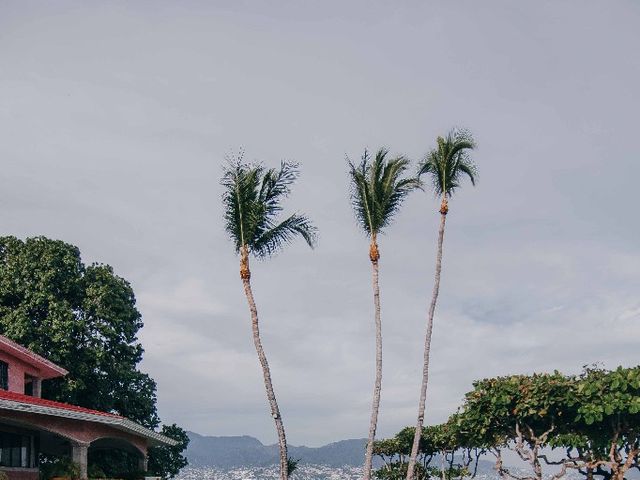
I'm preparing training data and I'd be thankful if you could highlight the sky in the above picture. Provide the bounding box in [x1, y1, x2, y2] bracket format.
[1, 1, 639, 447]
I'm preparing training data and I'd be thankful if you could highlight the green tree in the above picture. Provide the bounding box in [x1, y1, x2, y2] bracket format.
[376, 461, 429, 480]
[221, 155, 317, 480]
[349, 148, 420, 480]
[374, 426, 437, 478]
[407, 129, 478, 479]
[560, 366, 640, 480]
[387, 366, 640, 480]
[375, 421, 481, 480]
[454, 367, 640, 480]
[456, 372, 576, 480]
[148, 424, 190, 479]
[0, 236, 187, 477]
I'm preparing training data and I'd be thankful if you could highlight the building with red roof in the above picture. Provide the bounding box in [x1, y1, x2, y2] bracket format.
[0, 334, 176, 480]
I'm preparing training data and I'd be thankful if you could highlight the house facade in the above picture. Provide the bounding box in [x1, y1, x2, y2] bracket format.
[0, 334, 176, 480]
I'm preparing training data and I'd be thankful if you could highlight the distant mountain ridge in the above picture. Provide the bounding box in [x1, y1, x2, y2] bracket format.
[186, 432, 372, 468]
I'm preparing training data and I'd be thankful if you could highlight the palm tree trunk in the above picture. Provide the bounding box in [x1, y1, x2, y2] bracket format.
[406, 203, 448, 480]
[363, 238, 382, 480]
[240, 249, 289, 480]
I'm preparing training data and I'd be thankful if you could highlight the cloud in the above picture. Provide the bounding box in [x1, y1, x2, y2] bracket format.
[138, 278, 229, 318]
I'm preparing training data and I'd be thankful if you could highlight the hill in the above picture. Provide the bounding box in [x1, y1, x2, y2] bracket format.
[186, 432, 369, 468]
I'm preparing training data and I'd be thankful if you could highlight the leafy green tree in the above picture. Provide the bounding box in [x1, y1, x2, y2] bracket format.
[456, 372, 576, 480]
[376, 461, 429, 480]
[0, 236, 187, 477]
[374, 426, 435, 476]
[454, 367, 640, 480]
[388, 366, 640, 480]
[407, 129, 478, 479]
[349, 148, 420, 480]
[559, 366, 640, 480]
[221, 155, 317, 480]
[375, 420, 482, 480]
[148, 424, 190, 479]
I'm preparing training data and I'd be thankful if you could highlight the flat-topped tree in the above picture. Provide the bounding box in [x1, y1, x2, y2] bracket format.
[349, 148, 420, 480]
[383, 366, 640, 480]
[458, 372, 577, 480]
[221, 154, 316, 480]
[454, 367, 640, 480]
[565, 366, 640, 480]
[407, 129, 478, 480]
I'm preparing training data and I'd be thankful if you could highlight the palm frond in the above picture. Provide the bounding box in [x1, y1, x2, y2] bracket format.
[349, 148, 420, 237]
[418, 128, 478, 197]
[348, 150, 376, 236]
[253, 214, 317, 258]
[221, 154, 262, 252]
[456, 158, 477, 186]
[259, 161, 299, 218]
[221, 153, 316, 257]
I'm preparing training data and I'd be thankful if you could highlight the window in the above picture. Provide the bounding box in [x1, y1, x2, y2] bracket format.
[24, 375, 33, 396]
[0, 361, 7, 391]
[0, 431, 36, 468]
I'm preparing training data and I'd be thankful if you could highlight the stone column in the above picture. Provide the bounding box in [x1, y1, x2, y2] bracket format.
[32, 378, 42, 398]
[138, 455, 148, 472]
[71, 442, 89, 479]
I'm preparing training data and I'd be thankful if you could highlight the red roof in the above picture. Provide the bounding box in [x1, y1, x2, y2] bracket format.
[0, 389, 122, 418]
[0, 387, 178, 447]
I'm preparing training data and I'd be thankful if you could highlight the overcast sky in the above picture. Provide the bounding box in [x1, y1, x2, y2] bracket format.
[1, 1, 639, 447]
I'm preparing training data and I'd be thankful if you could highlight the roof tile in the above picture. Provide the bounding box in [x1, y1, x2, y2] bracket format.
[0, 389, 122, 418]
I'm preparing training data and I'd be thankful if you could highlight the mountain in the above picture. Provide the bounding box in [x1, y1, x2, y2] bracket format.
[288, 439, 370, 466]
[185, 432, 497, 474]
[186, 432, 370, 468]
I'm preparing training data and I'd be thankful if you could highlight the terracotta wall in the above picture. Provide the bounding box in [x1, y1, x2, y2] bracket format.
[0, 351, 39, 394]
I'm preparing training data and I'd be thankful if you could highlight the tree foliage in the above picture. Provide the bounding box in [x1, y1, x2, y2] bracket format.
[348, 148, 420, 238]
[221, 154, 317, 257]
[148, 424, 190, 479]
[418, 129, 477, 200]
[374, 422, 481, 480]
[379, 366, 640, 480]
[0, 236, 188, 478]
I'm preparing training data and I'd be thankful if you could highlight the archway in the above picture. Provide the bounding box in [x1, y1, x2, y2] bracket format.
[0, 416, 74, 468]
[88, 437, 147, 477]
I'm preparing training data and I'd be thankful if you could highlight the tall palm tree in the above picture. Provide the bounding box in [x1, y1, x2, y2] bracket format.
[406, 129, 477, 480]
[221, 155, 317, 480]
[349, 148, 420, 480]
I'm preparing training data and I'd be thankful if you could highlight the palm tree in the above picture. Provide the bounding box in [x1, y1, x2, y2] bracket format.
[406, 129, 477, 480]
[349, 148, 421, 480]
[221, 154, 317, 480]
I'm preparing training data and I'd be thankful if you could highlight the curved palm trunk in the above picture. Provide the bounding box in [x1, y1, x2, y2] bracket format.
[406, 201, 448, 480]
[363, 238, 382, 480]
[240, 249, 289, 480]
